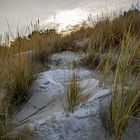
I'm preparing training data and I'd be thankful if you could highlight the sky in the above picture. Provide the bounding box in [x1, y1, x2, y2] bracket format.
[0, 0, 139, 36]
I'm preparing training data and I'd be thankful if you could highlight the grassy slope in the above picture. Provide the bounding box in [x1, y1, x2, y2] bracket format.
[0, 6, 139, 140]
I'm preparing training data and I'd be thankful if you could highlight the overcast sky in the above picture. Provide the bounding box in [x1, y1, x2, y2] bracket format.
[0, 0, 139, 35]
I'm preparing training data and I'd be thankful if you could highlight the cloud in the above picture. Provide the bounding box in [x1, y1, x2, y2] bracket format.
[0, 0, 138, 34]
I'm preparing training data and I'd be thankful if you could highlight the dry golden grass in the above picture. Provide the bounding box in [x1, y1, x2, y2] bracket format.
[0, 6, 139, 140]
[99, 32, 140, 140]
[0, 44, 38, 140]
[0, 54, 39, 114]
[110, 33, 140, 140]
[62, 72, 90, 113]
[83, 8, 140, 69]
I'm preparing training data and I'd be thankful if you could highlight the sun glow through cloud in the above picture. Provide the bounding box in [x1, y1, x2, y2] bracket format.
[41, 9, 90, 32]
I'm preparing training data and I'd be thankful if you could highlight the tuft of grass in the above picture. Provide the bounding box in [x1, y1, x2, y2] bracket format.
[62, 72, 90, 113]
[100, 32, 140, 140]
[0, 54, 38, 114]
[110, 33, 140, 140]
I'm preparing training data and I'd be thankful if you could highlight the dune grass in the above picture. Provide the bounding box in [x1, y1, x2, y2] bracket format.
[0, 5, 139, 140]
[99, 32, 140, 140]
[0, 42, 38, 140]
[30, 30, 76, 65]
[79, 6, 140, 140]
[0, 54, 38, 114]
[83, 7, 140, 69]
[63, 72, 80, 113]
[62, 72, 90, 113]
[109, 33, 140, 140]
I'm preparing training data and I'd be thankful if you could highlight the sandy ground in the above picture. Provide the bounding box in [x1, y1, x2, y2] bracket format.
[13, 51, 139, 140]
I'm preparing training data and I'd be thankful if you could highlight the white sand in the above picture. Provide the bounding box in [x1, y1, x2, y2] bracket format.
[13, 51, 139, 140]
